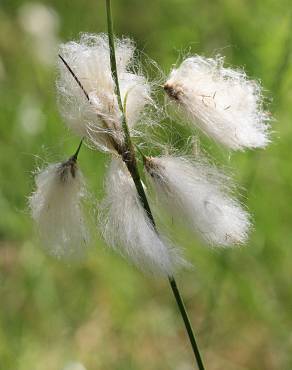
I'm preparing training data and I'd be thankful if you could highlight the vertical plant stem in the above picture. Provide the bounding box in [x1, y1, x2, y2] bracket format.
[169, 277, 205, 370]
[106, 0, 131, 140]
[105, 0, 153, 222]
[105, 1, 205, 369]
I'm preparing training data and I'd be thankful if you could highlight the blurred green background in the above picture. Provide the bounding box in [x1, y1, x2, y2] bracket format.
[0, 0, 291, 369]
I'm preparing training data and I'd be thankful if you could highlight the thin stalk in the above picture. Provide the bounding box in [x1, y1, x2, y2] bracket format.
[105, 1, 205, 369]
[106, 0, 130, 140]
[72, 138, 84, 161]
[169, 277, 205, 370]
[58, 55, 89, 101]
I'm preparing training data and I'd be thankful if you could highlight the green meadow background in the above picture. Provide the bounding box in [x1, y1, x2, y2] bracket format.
[0, 0, 291, 369]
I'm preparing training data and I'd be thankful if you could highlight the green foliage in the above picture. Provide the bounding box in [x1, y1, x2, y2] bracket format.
[0, 0, 291, 369]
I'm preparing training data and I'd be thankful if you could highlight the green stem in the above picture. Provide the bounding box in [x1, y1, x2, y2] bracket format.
[106, 0, 130, 141]
[106, 0, 153, 222]
[72, 138, 84, 161]
[105, 1, 205, 369]
[169, 277, 205, 370]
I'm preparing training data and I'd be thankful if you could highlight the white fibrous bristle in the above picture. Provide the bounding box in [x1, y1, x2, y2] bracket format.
[29, 158, 88, 258]
[145, 155, 251, 246]
[164, 56, 271, 150]
[57, 33, 152, 152]
[100, 158, 185, 275]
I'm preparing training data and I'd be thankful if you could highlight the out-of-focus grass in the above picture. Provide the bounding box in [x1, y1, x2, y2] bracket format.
[0, 1, 291, 369]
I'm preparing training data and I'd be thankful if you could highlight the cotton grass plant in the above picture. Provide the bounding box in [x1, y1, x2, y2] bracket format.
[29, 1, 271, 368]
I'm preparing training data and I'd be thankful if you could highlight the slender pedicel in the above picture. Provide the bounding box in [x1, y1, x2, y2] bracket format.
[58, 54, 90, 101]
[71, 138, 84, 162]
[58, 55, 121, 153]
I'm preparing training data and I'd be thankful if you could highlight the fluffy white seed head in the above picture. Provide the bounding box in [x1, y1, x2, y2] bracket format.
[29, 158, 88, 258]
[164, 56, 271, 150]
[57, 33, 152, 152]
[145, 155, 251, 246]
[100, 158, 185, 275]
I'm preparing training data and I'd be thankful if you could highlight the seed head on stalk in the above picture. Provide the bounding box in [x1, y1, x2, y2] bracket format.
[164, 55, 271, 150]
[29, 145, 88, 258]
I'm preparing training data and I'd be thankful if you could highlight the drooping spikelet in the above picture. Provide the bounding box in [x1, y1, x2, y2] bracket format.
[164, 56, 271, 150]
[100, 158, 184, 275]
[57, 33, 152, 152]
[29, 156, 88, 258]
[144, 155, 251, 246]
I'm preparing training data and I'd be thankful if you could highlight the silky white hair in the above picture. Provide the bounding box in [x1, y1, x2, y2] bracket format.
[99, 157, 185, 275]
[164, 55, 270, 150]
[57, 33, 152, 152]
[145, 155, 251, 246]
[29, 158, 88, 258]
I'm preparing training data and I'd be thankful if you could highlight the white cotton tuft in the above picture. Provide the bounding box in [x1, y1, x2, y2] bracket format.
[164, 56, 271, 150]
[120, 72, 152, 129]
[144, 155, 251, 246]
[100, 158, 185, 276]
[57, 33, 152, 152]
[29, 157, 88, 258]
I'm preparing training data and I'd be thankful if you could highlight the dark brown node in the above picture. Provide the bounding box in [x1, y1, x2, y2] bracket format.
[164, 84, 180, 100]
